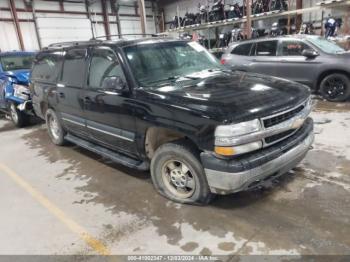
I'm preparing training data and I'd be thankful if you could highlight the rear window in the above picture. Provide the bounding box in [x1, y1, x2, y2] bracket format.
[255, 41, 278, 56]
[61, 49, 87, 88]
[32, 52, 63, 83]
[231, 43, 253, 56]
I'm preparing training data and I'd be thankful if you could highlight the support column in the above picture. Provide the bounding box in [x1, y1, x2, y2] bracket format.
[296, 0, 303, 31]
[245, 0, 252, 39]
[111, 0, 122, 38]
[85, 0, 95, 38]
[59, 0, 64, 12]
[101, 0, 111, 39]
[9, 0, 24, 50]
[139, 0, 147, 35]
[31, 0, 42, 49]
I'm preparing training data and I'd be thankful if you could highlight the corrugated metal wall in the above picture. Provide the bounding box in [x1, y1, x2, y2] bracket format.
[0, 0, 157, 52]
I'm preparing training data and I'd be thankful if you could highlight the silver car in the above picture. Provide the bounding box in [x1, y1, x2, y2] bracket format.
[221, 35, 350, 102]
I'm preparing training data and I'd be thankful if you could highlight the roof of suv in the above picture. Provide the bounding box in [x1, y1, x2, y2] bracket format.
[228, 34, 321, 47]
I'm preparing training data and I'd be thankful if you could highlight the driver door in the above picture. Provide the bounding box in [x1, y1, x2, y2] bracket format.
[83, 47, 138, 157]
[275, 39, 321, 86]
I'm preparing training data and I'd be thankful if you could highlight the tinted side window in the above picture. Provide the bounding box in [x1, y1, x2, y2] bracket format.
[32, 52, 63, 83]
[255, 41, 278, 56]
[231, 43, 253, 56]
[61, 49, 87, 87]
[281, 41, 312, 56]
[88, 48, 125, 89]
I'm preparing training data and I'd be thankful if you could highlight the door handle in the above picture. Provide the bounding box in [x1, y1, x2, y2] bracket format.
[58, 92, 65, 98]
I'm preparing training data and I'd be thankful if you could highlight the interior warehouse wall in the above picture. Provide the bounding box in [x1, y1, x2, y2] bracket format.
[0, 0, 157, 52]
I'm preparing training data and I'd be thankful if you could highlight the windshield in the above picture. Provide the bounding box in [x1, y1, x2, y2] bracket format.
[307, 37, 345, 54]
[124, 41, 222, 88]
[0, 54, 35, 71]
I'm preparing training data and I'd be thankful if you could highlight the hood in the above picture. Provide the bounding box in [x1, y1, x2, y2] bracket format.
[2, 69, 31, 84]
[142, 70, 310, 124]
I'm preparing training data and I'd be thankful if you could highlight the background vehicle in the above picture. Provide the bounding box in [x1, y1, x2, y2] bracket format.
[299, 22, 315, 35]
[209, 0, 225, 22]
[221, 35, 350, 101]
[0, 51, 36, 127]
[270, 22, 286, 36]
[32, 38, 313, 205]
[226, 3, 242, 19]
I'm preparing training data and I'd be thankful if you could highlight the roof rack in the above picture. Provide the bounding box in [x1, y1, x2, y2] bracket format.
[45, 39, 103, 49]
[43, 33, 169, 50]
[91, 33, 168, 40]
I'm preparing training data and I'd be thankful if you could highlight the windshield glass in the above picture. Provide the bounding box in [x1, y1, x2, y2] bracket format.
[124, 41, 222, 88]
[307, 37, 345, 54]
[0, 54, 35, 71]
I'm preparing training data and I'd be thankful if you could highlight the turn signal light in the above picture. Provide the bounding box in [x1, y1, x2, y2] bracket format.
[215, 146, 235, 156]
[220, 59, 226, 65]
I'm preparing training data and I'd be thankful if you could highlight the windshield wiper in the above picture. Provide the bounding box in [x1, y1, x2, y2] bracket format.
[146, 75, 200, 85]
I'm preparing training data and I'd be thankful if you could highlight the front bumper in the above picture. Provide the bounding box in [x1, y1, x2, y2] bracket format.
[201, 118, 314, 194]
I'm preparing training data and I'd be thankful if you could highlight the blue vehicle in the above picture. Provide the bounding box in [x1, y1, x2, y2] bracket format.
[0, 51, 36, 127]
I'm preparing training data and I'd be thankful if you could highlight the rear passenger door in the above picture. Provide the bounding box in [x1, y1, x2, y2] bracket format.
[249, 40, 280, 76]
[57, 48, 88, 137]
[83, 47, 138, 157]
[31, 51, 63, 119]
[223, 42, 253, 70]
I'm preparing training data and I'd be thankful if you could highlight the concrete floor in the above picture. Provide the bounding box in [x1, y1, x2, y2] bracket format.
[0, 99, 349, 257]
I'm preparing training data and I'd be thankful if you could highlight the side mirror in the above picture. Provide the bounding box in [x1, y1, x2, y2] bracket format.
[101, 76, 127, 93]
[302, 49, 319, 58]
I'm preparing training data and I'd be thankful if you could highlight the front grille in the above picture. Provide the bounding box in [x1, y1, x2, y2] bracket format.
[265, 129, 295, 144]
[263, 105, 304, 128]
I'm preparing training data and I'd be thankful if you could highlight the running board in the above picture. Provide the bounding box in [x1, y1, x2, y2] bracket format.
[65, 134, 149, 171]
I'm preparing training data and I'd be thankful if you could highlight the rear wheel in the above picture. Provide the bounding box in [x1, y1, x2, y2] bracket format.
[9, 102, 27, 128]
[319, 73, 350, 102]
[46, 109, 66, 145]
[150, 140, 213, 205]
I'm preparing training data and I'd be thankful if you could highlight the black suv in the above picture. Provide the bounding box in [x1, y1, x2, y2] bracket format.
[31, 38, 314, 205]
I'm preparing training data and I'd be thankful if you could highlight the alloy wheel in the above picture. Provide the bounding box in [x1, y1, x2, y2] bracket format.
[323, 76, 346, 99]
[48, 114, 60, 140]
[161, 160, 196, 199]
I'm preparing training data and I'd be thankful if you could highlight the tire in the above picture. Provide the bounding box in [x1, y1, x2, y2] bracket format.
[319, 73, 350, 102]
[45, 108, 66, 145]
[150, 139, 214, 205]
[9, 102, 27, 128]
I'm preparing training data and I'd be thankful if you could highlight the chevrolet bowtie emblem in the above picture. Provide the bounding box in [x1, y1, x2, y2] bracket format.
[292, 118, 305, 129]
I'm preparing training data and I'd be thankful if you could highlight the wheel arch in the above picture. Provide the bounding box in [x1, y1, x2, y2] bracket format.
[144, 126, 199, 160]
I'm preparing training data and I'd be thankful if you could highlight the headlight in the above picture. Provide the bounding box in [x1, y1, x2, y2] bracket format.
[214, 119, 262, 156]
[13, 84, 30, 100]
[215, 119, 261, 144]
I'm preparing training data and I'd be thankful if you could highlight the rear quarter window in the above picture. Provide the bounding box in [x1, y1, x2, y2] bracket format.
[231, 43, 253, 56]
[32, 52, 63, 83]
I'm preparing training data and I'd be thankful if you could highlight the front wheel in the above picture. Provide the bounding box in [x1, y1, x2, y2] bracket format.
[9, 102, 27, 128]
[150, 140, 213, 205]
[319, 73, 350, 102]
